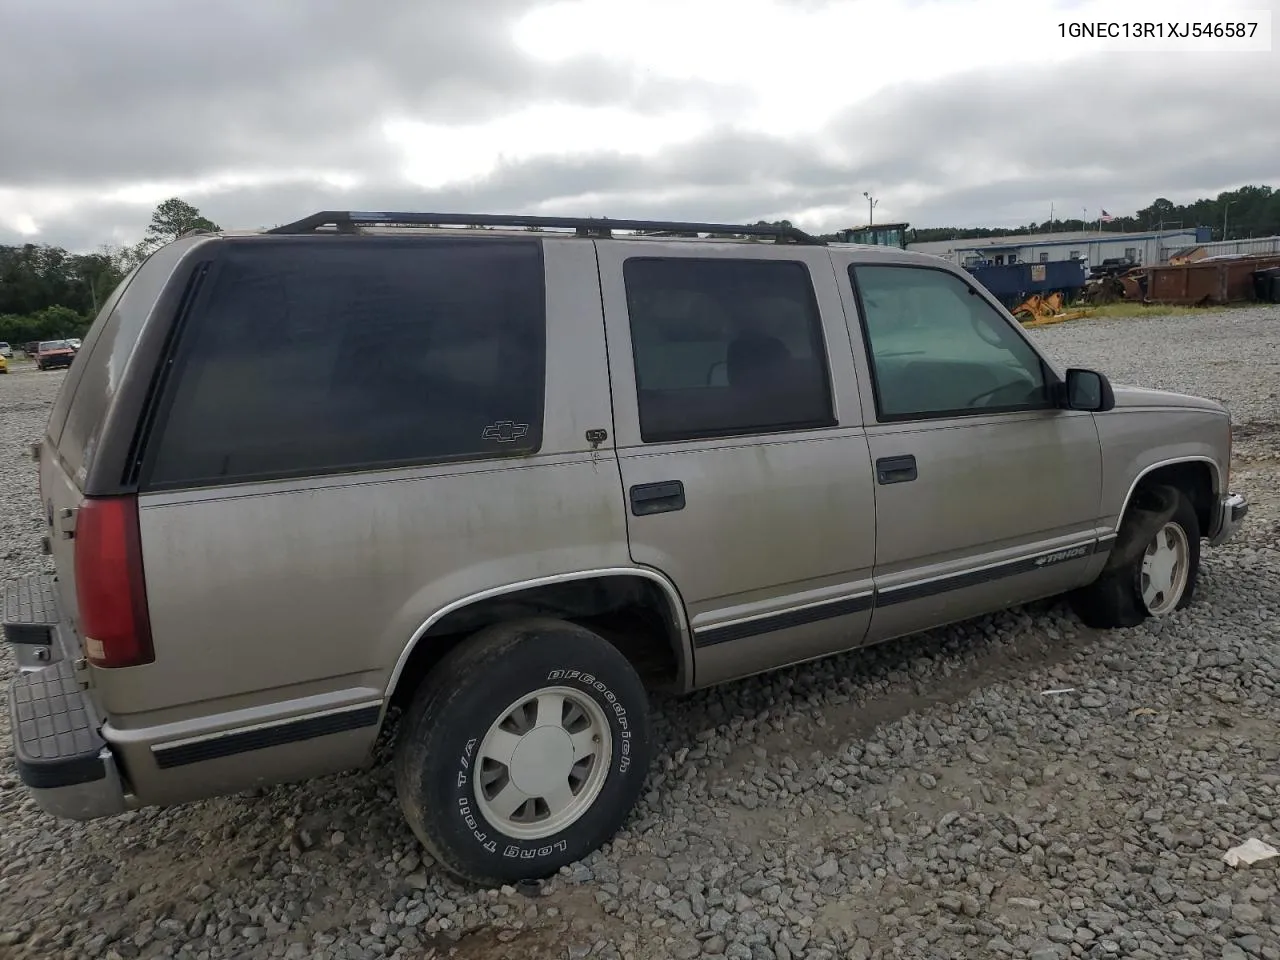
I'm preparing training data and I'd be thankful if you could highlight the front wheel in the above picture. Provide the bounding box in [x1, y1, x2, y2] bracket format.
[393, 618, 653, 886]
[1069, 484, 1201, 628]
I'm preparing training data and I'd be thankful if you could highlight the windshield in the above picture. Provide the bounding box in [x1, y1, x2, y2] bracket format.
[39, 340, 69, 351]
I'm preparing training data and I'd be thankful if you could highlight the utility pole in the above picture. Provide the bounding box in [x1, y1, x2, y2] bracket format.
[1222, 200, 1233, 242]
[79, 275, 99, 315]
[863, 192, 878, 226]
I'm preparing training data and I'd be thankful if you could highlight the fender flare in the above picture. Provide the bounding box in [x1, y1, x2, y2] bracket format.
[382, 566, 695, 708]
[1112, 456, 1220, 535]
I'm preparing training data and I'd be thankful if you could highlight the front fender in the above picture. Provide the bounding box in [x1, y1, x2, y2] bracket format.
[1095, 406, 1228, 531]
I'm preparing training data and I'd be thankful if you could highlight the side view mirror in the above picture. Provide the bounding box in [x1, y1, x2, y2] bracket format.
[1060, 368, 1115, 412]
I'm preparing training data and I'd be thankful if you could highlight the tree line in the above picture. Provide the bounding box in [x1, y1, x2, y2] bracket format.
[909, 184, 1280, 243]
[3, 185, 1278, 348]
[0, 198, 219, 348]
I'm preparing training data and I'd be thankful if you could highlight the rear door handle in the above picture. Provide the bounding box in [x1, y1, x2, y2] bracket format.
[629, 480, 686, 516]
[876, 455, 917, 485]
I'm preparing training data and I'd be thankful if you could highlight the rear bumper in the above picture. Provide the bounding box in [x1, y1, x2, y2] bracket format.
[3, 576, 129, 820]
[1208, 492, 1248, 547]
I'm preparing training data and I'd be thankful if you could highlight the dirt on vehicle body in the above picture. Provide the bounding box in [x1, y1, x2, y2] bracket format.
[2, 211, 1249, 889]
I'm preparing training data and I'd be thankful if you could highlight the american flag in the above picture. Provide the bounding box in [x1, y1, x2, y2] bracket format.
[1099, 209, 1117, 223]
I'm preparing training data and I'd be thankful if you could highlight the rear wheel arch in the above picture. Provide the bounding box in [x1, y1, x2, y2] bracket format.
[383, 568, 693, 720]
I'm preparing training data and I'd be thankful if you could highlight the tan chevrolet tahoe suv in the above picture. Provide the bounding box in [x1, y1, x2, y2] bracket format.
[3, 211, 1248, 886]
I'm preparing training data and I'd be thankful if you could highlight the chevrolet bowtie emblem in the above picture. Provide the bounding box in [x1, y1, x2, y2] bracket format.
[482, 421, 530, 443]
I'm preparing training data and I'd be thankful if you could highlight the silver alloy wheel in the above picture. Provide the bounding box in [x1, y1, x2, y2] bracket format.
[1140, 520, 1190, 616]
[473, 685, 612, 841]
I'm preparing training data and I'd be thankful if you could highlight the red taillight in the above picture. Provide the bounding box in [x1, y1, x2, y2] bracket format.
[74, 495, 154, 668]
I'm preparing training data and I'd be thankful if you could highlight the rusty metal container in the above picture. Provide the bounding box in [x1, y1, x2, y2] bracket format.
[1142, 255, 1280, 305]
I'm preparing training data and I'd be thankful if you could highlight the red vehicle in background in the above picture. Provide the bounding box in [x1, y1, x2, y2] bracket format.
[35, 339, 77, 371]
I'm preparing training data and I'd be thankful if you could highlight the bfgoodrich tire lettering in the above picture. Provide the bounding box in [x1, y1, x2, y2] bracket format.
[393, 617, 652, 886]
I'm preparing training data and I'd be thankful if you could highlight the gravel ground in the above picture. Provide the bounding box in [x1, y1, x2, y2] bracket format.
[1, 306, 1278, 960]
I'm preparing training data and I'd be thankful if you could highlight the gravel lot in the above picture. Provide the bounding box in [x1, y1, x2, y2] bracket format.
[2, 306, 1278, 960]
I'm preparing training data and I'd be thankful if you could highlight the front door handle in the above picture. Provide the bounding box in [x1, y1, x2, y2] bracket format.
[630, 480, 686, 516]
[876, 455, 917, 485]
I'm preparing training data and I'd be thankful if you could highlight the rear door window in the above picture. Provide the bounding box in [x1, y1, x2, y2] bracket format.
[141, 237, 546, 490]
[623, 257, 836, 442]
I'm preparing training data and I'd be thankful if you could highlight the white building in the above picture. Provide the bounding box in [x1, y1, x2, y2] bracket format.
[908, 227, 1208, 268]
[1169, 235, 1280, 263]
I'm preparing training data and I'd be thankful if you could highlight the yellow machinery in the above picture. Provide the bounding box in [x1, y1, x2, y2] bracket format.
[1011, 292, 1092, 327]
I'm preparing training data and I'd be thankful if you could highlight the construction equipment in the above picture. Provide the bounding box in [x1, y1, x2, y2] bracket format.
[833, 222, 911, 248]
[1083, 273, 1133, 304]
[1010, 292, 1093, 327]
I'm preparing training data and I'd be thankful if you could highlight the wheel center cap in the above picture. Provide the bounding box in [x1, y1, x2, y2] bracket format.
[508, 727, 574, 797]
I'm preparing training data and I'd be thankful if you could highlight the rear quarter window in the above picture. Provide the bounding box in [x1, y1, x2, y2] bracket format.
[140, 236, 547, 490]
[45, 269, 136, 450]
[49, 239, 202, 485]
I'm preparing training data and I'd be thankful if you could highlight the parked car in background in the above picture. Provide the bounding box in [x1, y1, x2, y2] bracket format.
[2, 211, 1249, 888]
[0, 341, 12, 358]
[0, 353, 7, 374]
[68, 338, 82, 351]
[34, 339, 76, 371]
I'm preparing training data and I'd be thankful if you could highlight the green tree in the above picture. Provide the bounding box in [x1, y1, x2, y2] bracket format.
[30, 305, 85, 339]
[0, 314, 30, 345]
[105, 241, 151, 275]
[0, 306, 89, 346]
[66, 250, 124, 316]
[142, 198, 221, 251]
[908, 184, 1280, 243]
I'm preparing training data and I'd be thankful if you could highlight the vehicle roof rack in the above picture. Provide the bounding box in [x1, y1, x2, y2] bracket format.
[265, 211, 826, 245]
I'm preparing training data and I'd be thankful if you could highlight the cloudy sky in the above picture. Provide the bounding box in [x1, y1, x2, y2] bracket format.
[1, 0, 1276, 250]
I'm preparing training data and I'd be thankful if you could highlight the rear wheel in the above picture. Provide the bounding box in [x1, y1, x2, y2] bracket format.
[1069, 484, 1200, 628]
[393, 617, 652, 886]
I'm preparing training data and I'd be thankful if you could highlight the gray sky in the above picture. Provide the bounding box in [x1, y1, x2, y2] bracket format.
[1, 0, 1277, 250]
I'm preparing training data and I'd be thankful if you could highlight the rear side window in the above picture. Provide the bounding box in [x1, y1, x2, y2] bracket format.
[142, 237, 546, 489]
[623, 257, 835, 443]
[50, 237, 198, 484]
[46, 269, 137, 451]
